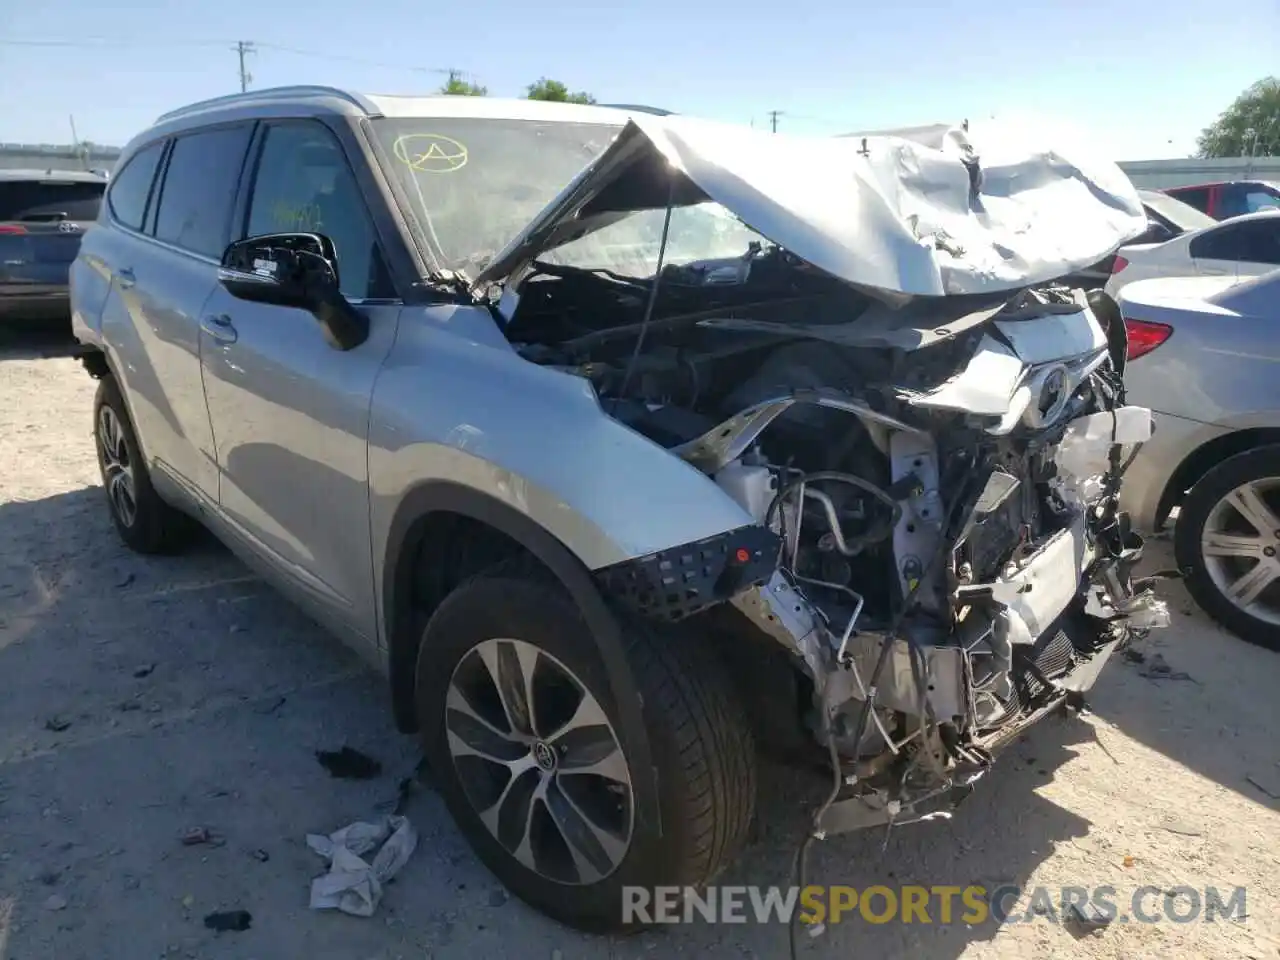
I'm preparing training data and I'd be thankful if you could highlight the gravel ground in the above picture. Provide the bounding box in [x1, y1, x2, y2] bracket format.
[1, 328, 1278, 960]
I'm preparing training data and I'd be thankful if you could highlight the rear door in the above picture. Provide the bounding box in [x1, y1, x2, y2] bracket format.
[94, 124, 254, 503]
[0, 177, 104, 307]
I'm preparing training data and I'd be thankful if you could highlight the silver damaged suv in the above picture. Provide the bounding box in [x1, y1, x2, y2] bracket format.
[71, 86, 1168, 930]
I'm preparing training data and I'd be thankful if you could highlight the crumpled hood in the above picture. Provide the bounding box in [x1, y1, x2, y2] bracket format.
[473, 114, 1147, 298]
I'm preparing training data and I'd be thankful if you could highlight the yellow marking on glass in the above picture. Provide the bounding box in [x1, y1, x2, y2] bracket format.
[393, 133, 468, 173]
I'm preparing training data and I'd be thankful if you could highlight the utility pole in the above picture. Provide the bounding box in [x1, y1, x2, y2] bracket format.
[767, 110, 782, 133]
[234, 40, 256, 93]
[69, 114, 89, 170]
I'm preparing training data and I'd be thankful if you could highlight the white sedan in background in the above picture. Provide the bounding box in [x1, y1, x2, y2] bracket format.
[1105, 208, 1280, 297]
[1117, 269, 1280, 650]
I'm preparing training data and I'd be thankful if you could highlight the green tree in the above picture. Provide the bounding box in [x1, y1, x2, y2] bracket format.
[1196, 77, 1280, 158]
[526, 77, 595, 104]
[439, 70, 487, 96]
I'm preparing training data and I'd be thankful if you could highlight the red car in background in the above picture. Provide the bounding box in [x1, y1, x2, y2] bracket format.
[1165, 180, 1280, 220]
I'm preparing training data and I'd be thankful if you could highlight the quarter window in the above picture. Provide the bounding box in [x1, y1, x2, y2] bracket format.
[245, 121, 387, 300]
[153, 125, 252, 258]
[105, 141, 164, 231]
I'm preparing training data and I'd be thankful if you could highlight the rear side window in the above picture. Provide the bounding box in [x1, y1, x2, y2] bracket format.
[1168, 186, 1211, 214]
[153, 125, 252, 258]
[1190, 219, 1280, 264]
[0, 178, 104, 223]
[106, 141, 165, 231]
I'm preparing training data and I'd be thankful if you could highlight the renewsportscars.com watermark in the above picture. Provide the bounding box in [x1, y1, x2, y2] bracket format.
[621, 884, 1248, 926]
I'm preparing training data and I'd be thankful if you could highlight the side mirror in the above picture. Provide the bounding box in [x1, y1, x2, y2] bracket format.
[218, 233, 369, 351]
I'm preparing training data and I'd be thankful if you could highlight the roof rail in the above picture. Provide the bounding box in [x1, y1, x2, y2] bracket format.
[155, 85, 377, 125]
[599, 103, 676, 116]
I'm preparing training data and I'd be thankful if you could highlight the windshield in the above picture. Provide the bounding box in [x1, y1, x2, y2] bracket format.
[371, 117, 763, 278]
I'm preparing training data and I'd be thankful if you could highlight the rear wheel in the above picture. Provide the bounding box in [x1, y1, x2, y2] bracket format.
[1176, 445, 1280, 651]
[93, 376, 196, 554]
[416, 575, 756, 931]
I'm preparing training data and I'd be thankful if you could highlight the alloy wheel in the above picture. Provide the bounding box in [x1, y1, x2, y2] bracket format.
[98, 405, 137, 528]
[1200, 477, 1280, 628]
[444, 637, 634, 886]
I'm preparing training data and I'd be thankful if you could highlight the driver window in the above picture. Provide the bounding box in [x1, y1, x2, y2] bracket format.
[246, 121, 386, 300]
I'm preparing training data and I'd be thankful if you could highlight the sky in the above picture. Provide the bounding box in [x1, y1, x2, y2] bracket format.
[2, 0, 1277, 160]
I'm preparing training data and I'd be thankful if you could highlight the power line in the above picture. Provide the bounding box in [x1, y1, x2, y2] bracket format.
[1, 37, 461, 79]
[255, 42, 456, 76]
[1, 37, 228, 48]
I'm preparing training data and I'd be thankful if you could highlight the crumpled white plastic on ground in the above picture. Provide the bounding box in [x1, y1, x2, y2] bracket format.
[307, 815, 418, 917]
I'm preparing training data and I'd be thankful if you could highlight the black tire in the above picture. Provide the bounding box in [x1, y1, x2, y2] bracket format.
[416, 575, 756, 932]
[93, 376, 196, 554]
[1175, 445, 1280, 651]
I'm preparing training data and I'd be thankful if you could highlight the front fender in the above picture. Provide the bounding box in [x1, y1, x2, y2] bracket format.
[367, 304, 754, 577]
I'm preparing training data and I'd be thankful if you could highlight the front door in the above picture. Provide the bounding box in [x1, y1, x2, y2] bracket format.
[199, 119, 401, 645]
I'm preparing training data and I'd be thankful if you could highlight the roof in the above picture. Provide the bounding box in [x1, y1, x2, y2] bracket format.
[154, 84, 651, 128]
[1167, 180, 1280, 191]
[0, 168, 107, 183]
[1198, 208, 1280, 230]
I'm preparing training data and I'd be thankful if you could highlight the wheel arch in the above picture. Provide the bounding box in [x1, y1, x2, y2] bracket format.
[1157, 429, 1280, 527]
[382, 481, 661, 833]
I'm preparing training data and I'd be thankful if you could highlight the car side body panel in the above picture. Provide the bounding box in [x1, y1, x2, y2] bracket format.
[1116, 276, 1280, 531]
[75, 221, 223, 502]
[1120, 412, 1228, 530]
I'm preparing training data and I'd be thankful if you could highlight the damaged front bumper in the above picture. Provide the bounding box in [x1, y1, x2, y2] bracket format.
[730, 502, 1167, 835]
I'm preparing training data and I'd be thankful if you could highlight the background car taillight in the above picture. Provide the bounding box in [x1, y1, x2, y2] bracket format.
[1112, 255, 1129, 273]
[0, 224, 28, 235]
[1124, 318, 1173, 360]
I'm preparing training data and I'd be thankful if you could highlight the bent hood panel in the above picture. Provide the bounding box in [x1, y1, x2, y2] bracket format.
[474, 115, 1147, 298]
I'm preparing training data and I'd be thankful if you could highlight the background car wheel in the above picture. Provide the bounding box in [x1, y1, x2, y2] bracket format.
[94, 376, 196, 554]
[416, 575, 756, 932]
[1175, 445, 1280, 651]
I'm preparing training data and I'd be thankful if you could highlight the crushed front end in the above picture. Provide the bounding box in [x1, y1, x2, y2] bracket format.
[682, 288, 1170, 835]
[489, 112, 1164, 835]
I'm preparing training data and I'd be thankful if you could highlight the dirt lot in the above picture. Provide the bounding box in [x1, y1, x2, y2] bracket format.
[1, 328, 1278, 960]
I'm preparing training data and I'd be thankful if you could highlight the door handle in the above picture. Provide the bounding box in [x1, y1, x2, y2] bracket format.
[116, 267, 136, 289]
[201, 314, 238, 345]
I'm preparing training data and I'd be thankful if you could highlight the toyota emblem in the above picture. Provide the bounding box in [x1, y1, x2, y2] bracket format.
[58, 221, 82, 234]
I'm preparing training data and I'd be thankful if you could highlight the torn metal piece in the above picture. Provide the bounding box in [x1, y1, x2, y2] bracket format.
[675, 390, 924, 474]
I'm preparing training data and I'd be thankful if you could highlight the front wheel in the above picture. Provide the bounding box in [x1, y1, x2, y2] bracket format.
[416, 575, 757, 931]
[1175, 445, 1280, 651]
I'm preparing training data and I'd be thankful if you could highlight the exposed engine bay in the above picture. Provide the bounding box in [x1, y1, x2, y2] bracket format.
[499, 235, 1168, 834]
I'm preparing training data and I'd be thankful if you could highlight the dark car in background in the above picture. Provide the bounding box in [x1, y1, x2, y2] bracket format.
[1068, 188, 1215, 287]
[1165, 180, 1280, 220]
[0, 169, 107, 325]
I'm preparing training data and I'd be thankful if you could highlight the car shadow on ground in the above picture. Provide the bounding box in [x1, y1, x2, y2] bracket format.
[1088, 536, 1280, 815]
[0, 324, 80, 361]
[1, 484, 1114, 960]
